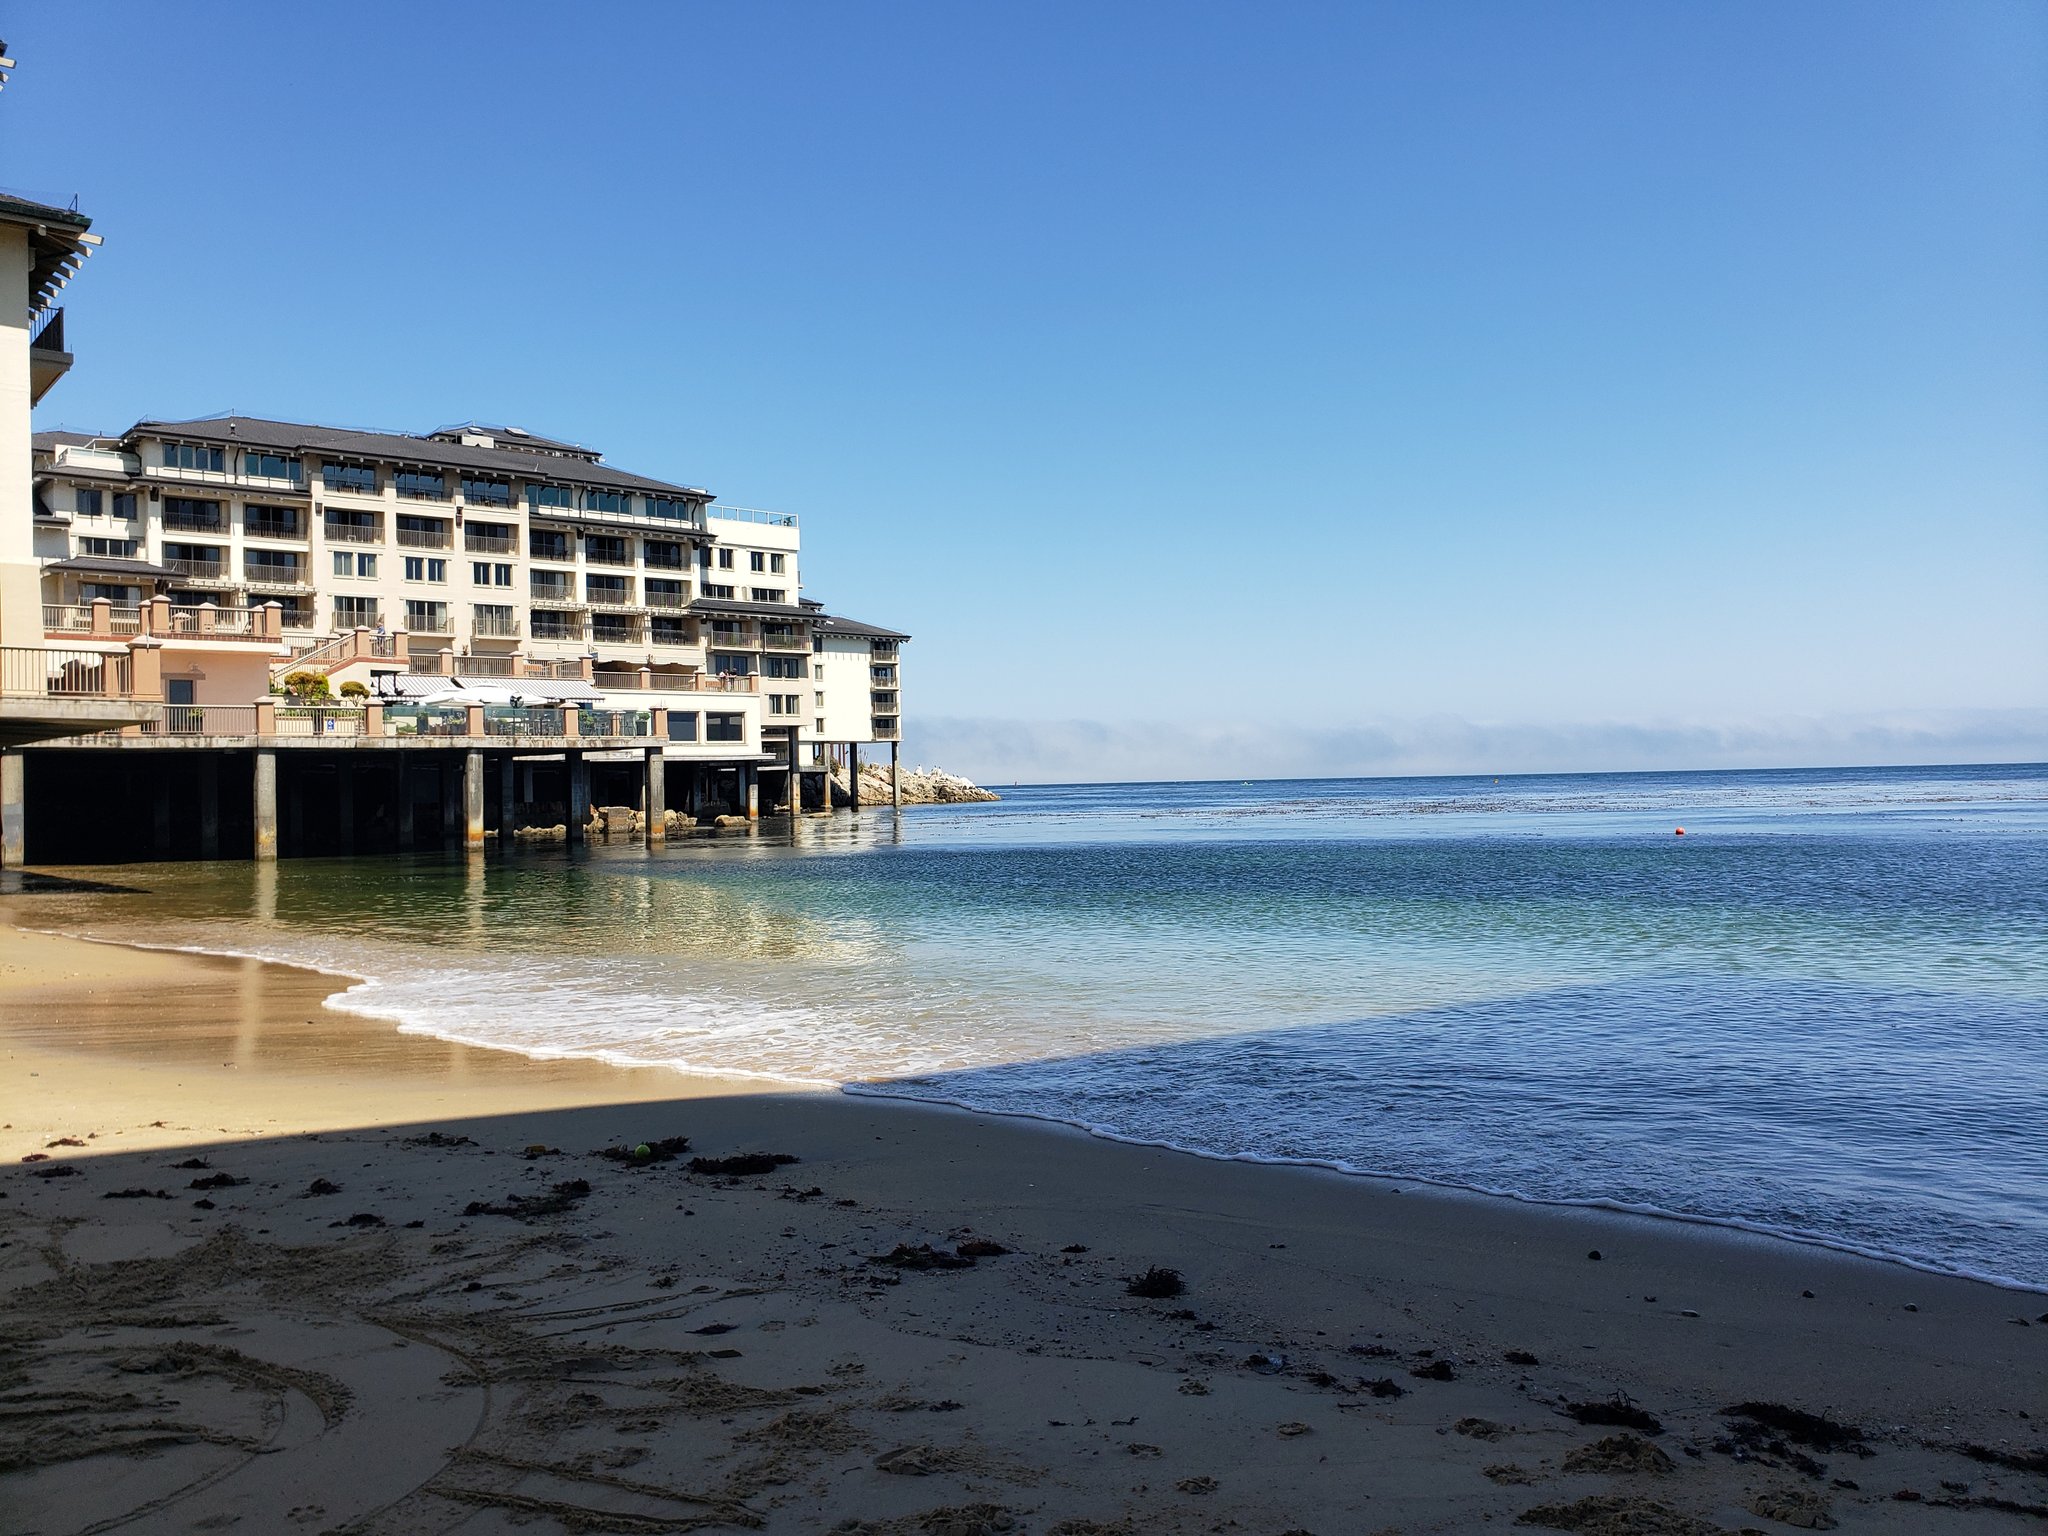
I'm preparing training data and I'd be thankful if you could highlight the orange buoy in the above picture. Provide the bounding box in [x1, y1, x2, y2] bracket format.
[1674, 827, 1686, 836]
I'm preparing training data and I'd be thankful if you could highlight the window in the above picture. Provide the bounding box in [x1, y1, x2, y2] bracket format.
[584, 488, 629, 515]
[815, 718, 826, 734]
[529, 529, 570, 561]
[749, 551, 766, 572]
[246, 548, 300, 573]
[325, 510, 378, 542]
[395, 513, 450, 548]
[527, 483, 573, 512]
[585, 534, 627, 565]
[77, 536, 137, 558]
[813, 634, 827, 654]
[716, 547, 734, 569]
[357, 553, 377, 577]
[243, 451, 300, 481]
[649, 497, 694, 521]
[700, 583, 735, 599]
[83, 582, 141, 605]
[706, 712, 743, 743]
[163, 496, 223, 530]
[645, 578, 686, 608]
[650, 615, 690, 645]
[530, 571, 573, 601]
[750, 587, 786, 604]
[815, 691, 826, 708]
[586, 574, 629, 603]
[668, 709, 699, 741]
[333, 551, 353, 576]
[404, 600, 451, 633]
[710, 654, 753, 677]
[460, 476, 511, 506]
[765, 655, 805, 679]
[322, 463, 377, 495]
[112, 492, 137, 519]
[464, 521, 516, 553]
[531, 611, 582, 640]
[162, 442, 225, 473]
[395, 469, 446, 500]
[470, 562, 513, 586]
[244, 505, 301, 538]
[644, 539, 684, 569]
[472, 604, 518, 637]
[334, 595, 380, 628]
[592, 613, 638, 643]
[770, 553, 786, 574]
[403, 556, 447, 582]
[74, 487, 103, 516]
[768, 694, 800, 716]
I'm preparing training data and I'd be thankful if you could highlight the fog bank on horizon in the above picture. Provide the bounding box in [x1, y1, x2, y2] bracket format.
[904, 709, 2048, 785]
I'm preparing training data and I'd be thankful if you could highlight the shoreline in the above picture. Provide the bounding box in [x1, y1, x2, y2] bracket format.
[17, 916, 2045, 1295]
[6, 920, 2045, 1532]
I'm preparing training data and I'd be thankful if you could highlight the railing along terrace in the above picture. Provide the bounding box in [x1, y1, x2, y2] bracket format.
[324, 521, 381, 544]
[483, 707, 566, 738]
[163, 558, 228, 582]
[579, 708, 652, 738]
[584, 549, 634, 567]
[644, 590, 691, 611]
[2, 646, 132, 698]
[244, 516, 304, 539]
[453, 654, 517, 677]
[693, 673, 758, 694]
[276, 707, 364, 738]
[162, 509, 225, 532]
[525, 659, 588, 680]
[708, 504, 800, 528]
[761, 630, 808, 651]
[43, 604, 90, 632]
[29, 305, 64, 352]
[871, 721, 901, 739]
[155, 704, 259, 737]
[167, 604, 258, 636]
[464, 530, 517, 554]
[397, 528, 452, 549]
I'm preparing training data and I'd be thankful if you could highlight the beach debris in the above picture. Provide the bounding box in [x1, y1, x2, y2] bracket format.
[1125, 1266, 1185, 1298]
[341, 1212, 386, 1228]
[1349, 1342, 1398, 1359]
[1892, 1488, 1922, 1501]
[1410, 1359, 1457, 1382]
[834, 1506, 1019, 1535]
[955, 1239, 1010, 1258]
[1178, 1378, 1209, 1395]
[689, 1152, 798, 1176]
[1505, 1349, 1541, 1365]
[1562, 1396, 1663, 1435]
[192, 1198, 216, 1209]
[406, 1131, 477, 1148]
[1586, 1250, 1603, 1261]
[875, 1445, 954, 1477]
[19, 1153, 48, 1163]
[1061, 1243, 1089, 1253]
[1720, 1403, 1870, 1455]
[1748, 1487, 1836, 1529]
[463, 1178, 592, 1220]
[1564, 1433, 1675, 1475]
[45, 1136, 86, 1147]
[1276, 1421, 1313, 1437]
[1456, 1418, 1511, 1441]
[595, 1136, 692, 1165]
[30, 1164, 78, 1179]
[1175, 1475, 1218, 1495]
[871, 1243, 976, 1272]
[172, 1157, 210, 1169]
[302, 1178, 342, 1197]
[1801, 1289, 1815, 1298]
[1362, 1378, 1406, 1399]
[522, 1143, 558, 1158]
[1126, 1442, 1162, 1457]
[102, 1188, 173, 1200]
[689, 1323, 738, 1335]
[1486, 1463, 1543, 1485]
[1514, 1494, 1726, 1534]
[1953, 1441, 2048, 1474]
[188, 1172, 246, 1190]
[1242, 1353, 1288, 1374]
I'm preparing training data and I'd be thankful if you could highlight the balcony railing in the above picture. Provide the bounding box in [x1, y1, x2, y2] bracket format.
[324, 520, 381, 544]
[154, 704, 259, 736]
[871, 719, 901, 740]
[396, 528, 452, 549]
[43, 603, 143, 636]
[484, 707, 568, 737]
[163, 558, 231, 583]
[244, 517, 305, 540]
[586, 591, 638, 610]
[165, 604, 259, 636]
[584, 547, 634, 567]
[276, 707, 365, 738]
[2, 646, 133, 699]
[464, 530, 517, 554]
[644, 589, 691, 611]
[529, 623, 588, 643]
[761, 630, 808, 651]
[580, 708, 653, 738]
[708, 629, 755, 649]
[163, 510, 226, 533]
[333, 607, 384, 632]
[29, 305, 64, 352]
[708, 504, 800, 528]
[454, 654, 518, 676]
[472, 614, 522, 639]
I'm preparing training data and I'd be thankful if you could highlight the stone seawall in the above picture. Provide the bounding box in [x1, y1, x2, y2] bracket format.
[829, 764, 999, 806]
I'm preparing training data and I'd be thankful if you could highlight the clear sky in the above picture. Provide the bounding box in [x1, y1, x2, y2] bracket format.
[12, 2, 2045, 780]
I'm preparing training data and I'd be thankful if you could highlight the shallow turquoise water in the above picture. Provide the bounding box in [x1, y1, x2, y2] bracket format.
[23, 763, 2048, 1287]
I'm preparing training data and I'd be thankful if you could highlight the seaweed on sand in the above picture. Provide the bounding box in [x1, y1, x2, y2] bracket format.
[463, 1179, 593, 1220]
[688, 1153, 798, 1176]
[1561, 1396, 1663, 1435]
[1125, 1266, 1185, 1298]
[594, 1136, 693, 1165]
[872, 1244, 977, 1272]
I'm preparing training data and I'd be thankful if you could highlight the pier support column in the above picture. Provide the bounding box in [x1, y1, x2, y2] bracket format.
[253, 750, 278, 862]
[644, 748, 666, 846]
[891, 741, 901, 810]
[336, 759, 355, 855]
[499, 755, 516, 836]
[0, 753, 23, 868]
[464, 749, 485, 849]
[743, 766, 758, 821]
[198, 755, 220, 858]
[848, 743, 861, 814]
[567, 751, 589, 842]
[152, 773, 172, 856]
[787, 734, 801, 814]
[397, 757, 414, 848]
[441, 756, 461, 847]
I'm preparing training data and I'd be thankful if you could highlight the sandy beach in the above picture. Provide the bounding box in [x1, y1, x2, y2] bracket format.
[3, 918, 2043, 1536]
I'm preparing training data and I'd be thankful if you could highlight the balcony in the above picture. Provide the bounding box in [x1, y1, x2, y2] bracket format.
[871, 717, 900, 740]
[584, 546, 634, 568]
[586, 589, 638, 610]
[644, 587, 691, 611]
[324, 519, 381, 544]
[162, 558, 233, 585]
[708, 629, 756, 650]
[529, 539, 573, 563]
[761, 629, 809, 651]
[529, 619, 588, 643]
[464, 528, 518, 555]
[244, 515, 305, 541]
[163, 508, 225, 534]
[472, 612, 522, 639]
[28, 306, 71, 405]
[396, 527, 452, 550]
[243, 562, 309, 591]
[332, 606, 384, 631]
[2, 645, 133, 699]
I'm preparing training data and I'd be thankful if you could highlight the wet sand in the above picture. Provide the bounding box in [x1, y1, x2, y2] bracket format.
[2, 920, 2043, 1534]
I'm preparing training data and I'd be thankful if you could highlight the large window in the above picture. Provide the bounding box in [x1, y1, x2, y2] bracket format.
[764, 655, 805, 679]
[749, 550, 766, 572]
[244, 504, 301, 538]
[460, 476, 512, 506]
[164, 496, 223, 531]
[403, 556, 448, 583]
[592, 613, 638, 643]
[770, 553, 786, 574]
[586, 574, 630, 604]
[648, 497, 694, 522]
[334, 595, 380, 628]
[750, 587, 786, 604]
[395, 469, 446, 500]
[162, 442, 225, 473]
[768, 694, 799, 716]
[404, 600, 450, 633]
[645, 578, 687, 609]
[113, 492, 137, 519]
[668, 709, 699, 741]
[74, 487, 103, 516]
[322, 463, 377, 495]
[395, 514, 450, 548]
[706, 712, 743, 743]
[531, 611, 582, 640]
[644, 539, 685, 569]
[585, 534, 628, 565]
[472, 562, 514, 587]
[528, 483, 573, 512]
[472, 604, 518, 638]
[243, 451, 301, 481]
[245, 549, 303, 581]
[529, 529, 571, 561]
[530, 571, 574, 601]
[584, 489, 629, 515]
[651, 615, 690, 646]
[77, 536, 137, 558]
[700, 583, 735, 599]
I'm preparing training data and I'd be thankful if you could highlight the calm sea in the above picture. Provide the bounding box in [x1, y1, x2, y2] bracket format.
[21, 763, 2048, 1288]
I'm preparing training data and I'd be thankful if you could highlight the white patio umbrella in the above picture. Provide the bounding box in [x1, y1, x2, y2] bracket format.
[410, 681, 532, 706]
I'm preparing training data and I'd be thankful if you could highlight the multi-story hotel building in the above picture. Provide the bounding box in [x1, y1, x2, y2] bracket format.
[29, 415, 906, 762]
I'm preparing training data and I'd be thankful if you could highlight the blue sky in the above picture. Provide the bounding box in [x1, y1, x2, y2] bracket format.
[12, 2, 2045, 779]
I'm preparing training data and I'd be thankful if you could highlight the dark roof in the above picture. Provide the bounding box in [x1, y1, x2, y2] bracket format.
[32, 429, 101, 450]
[428, 423, 601, 460]
[812, 612, 910, 641]
[0, 191, 96, 308]
[125, 416, 712, 500]
[690, 598, 816, 621]
[41, 554, 177, 580]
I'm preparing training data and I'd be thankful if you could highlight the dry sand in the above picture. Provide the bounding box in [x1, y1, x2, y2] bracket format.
[2, 919, 2043, 1535]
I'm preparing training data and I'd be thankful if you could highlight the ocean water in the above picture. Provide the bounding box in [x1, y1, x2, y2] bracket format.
[20, 763, 2048, 1289]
